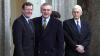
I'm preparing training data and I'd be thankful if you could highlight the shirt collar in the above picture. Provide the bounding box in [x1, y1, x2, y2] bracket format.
[74, 18, 80, 22]
[23, 15, 31, 23]
[74, 18, 81, 27]
[42, 16, 50, 25]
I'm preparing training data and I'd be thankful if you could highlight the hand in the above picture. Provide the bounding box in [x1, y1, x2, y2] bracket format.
[76, 45, 85, 53]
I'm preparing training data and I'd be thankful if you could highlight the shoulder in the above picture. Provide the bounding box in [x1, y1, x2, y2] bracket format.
[33, 17, 41, 21]
[13, 16, 22, 24]
[33, 17, 42, 22]
[81, 19, 89, 25]
[63, 19, 73, 24]
[54, 18, 62, 23]
[51, 17, 62, 25]
[13, 15, 24, 27]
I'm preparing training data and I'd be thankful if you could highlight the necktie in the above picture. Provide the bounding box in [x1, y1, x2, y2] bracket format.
[28, 19, 34, 32]
[43, 19, 47, 29]
[76, 21, 81, 32]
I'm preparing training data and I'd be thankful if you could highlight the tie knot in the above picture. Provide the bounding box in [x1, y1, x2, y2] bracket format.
[43, 19, 47, 25]
[28, 19, 32, 23]
[44, 19, 46, 22]
[76, 20, 81, 32]
[43, 19, 47, 29]
[77, 20, 79, 23]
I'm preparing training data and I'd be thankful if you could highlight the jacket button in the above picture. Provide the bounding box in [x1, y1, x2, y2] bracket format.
[38, 43, 40, 46]
[38, 50, 40, 54]
[44, 51, 48, 54]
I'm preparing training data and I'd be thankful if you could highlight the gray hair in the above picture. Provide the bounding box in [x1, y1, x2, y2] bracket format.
[72, 5, 82, 13]
[40, 3, 52, 9]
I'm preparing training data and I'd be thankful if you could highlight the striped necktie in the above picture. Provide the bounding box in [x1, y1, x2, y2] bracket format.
[76, 21, 81, 32]
[28, 19, 34, 32]
[43, 19, 47, 29]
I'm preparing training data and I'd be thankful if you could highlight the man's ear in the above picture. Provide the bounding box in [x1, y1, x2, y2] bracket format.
[40, 8, 42, 13]
[81, 11, 83, 16]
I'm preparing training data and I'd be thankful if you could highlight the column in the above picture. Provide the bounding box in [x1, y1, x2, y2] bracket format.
[0, 0, 4, 56]
[4, 0, 14, 56]
[89, 0, 100, 56]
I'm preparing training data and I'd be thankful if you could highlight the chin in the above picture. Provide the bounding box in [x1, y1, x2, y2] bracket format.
[75, 17, 79, 19]
[43, 16, 49, 18]
[27, 15, 32, 18]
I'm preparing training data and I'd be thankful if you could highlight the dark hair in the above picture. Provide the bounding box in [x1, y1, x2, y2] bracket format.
[22, 2, 33, 9]
[51, 11, 61, 18]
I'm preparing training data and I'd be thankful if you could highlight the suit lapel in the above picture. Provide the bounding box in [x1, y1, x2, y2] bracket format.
[21, 15, 33, 33]
[43, 18, 53, 35]
[80, 19, 85, 34]
[71, 19, 79, 33]
[35, 17, 44, 40]
[41, 17, 53, 39]
[39, 17, 44, 34]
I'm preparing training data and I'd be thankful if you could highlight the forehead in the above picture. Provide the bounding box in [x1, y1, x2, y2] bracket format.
[24, 5, 33, 9]
[41, 5, 52, 9]
[73, 8, 81, 12]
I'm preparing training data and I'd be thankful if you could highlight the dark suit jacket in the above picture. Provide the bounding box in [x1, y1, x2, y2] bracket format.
[12, 15, 35, 56]
[63, 18, 91, 56]
[33, 16, 64, 56]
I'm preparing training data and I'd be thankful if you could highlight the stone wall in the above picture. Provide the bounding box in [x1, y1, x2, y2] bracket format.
[0, 0, 100, 56]
[89, 0, 100, 56]
[0, 0, 4, 56]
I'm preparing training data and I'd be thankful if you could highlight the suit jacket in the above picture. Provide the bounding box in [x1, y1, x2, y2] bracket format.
[33, 16, 64, 56]
[12, 15, 35, 56]
[63, 18, 91, 56]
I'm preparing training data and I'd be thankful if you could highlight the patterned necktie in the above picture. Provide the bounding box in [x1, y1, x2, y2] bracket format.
[43, 19, 47, 29]
[28, 19, 34, 32]
[76, 21, 81, 32]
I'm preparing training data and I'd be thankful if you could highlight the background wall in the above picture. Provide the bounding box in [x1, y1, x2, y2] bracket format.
[0, 0, 100, 56]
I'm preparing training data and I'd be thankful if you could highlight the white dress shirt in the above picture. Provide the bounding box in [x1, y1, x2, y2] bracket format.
[42, 16, 50, 26]
[74, 18, 81, 28]
[23, 15, 31, 23]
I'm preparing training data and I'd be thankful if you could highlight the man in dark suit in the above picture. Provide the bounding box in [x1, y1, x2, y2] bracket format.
[33, 3, 64, 56]
[63, 5, 91, 56]
[12, 2, 35, 56]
